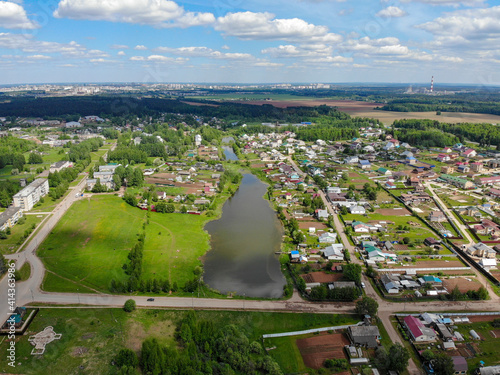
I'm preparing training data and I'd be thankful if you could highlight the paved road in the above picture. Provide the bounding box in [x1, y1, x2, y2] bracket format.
[425, 181, 499, 301]
[0, 175, 89, 319]
[425, 181, 475, 245]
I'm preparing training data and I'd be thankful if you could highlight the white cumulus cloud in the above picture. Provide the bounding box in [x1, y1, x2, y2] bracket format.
[215, 12, 341, 43]
[53, 0, 215, 28]
[153, 46, 254, 60]
[400, 0, 485, 6]
[376, 6, 408, 18]
[0, 1, 38, 29]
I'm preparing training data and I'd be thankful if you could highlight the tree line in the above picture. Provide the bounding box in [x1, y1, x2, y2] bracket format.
[393, 118, 500, 148]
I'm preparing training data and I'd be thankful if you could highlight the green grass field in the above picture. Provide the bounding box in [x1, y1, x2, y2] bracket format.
[0, 308, 356, 375]
[37, 195, 217, 293]
[0, 214, 46, 255]
[343, 212, 436, 241]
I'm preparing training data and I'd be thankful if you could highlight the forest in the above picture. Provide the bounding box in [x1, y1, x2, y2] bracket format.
[0, 96, 358, 126]
[380, 93, 500, 116]
[116, 310, 283, 375]
[393, 119, 500, 148]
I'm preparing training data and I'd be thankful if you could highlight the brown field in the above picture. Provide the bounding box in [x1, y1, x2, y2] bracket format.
[181, 101, 219, 107]
[301, 271, 343, 284]
[375, 208, 411, 216]
[296, 332, 349, 369]
[468, 315, 500, 323]
[299, 221, 329, 230]
[442, 277, 482, 293]
[231, 99, 500, 125]
[386, 259, 465, 269]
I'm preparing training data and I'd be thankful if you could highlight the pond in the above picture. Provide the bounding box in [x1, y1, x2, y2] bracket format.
[203, 172, 286, 298]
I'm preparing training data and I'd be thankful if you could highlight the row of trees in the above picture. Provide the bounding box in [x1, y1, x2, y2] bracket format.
[309, 285, 359, 301]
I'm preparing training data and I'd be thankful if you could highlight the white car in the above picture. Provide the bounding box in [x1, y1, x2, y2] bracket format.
[361, 282, 366, 288]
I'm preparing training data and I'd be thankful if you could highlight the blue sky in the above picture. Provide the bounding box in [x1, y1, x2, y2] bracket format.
[0, 0, 499, 84]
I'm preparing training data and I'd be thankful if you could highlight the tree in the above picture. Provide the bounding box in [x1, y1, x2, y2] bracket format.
[355, 297, 379, 317]
[387, 343, 410, 373]
[374, 347, 389, 371]
[343, 263, 362, 283]
[402, 237, 410, 244]
[165, 203, 175, 213]
[0, 253, 9, 275]
[123, 192, 138, 207]
[114, 348, 139, 368]
[421, 349, 435, 362]
[123, 299, 136, 312]
[28, 153, 43, 164]
[432, 353, 454, 375]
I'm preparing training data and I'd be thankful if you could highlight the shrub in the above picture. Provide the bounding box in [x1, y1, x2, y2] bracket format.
[123, 299, 136, 312]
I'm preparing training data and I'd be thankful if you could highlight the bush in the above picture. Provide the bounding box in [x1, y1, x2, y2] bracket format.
[123, 299, 136, 312]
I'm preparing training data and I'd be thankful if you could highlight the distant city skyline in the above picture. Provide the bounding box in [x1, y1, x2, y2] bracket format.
[0, 0, 499, 85]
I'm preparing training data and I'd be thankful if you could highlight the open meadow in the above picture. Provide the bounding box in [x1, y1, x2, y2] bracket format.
[37, 195, 212, 293]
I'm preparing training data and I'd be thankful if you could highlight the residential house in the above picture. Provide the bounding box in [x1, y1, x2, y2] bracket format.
[359, 160, 371, 169]
[408, 176, 420, 187]
[400, 192, 432, 205]
[451, 356, 468, 375]
[315, 209, 329, 220]
[462, 148, 477, 158]
[437, 154, 451, 162]
[429, 210, 446, 222]
[384, 142, 395, 151]
[65, 121, 82, 128]
[441, 166, 455, 174]
[321, 244, 344, 261]
[471, 162, 483, 172]
[479, 258, 497, 271]
[345, 156, 359, 164]
[385, 181, 396, 189]
[418, 275, 443, 286]
[466, 243, 497, 259]
[318, 232, 337, 243]
[380, 274, 402, 294]
[156, 191, 167, 200]
[476, 176, 500, 186]
[49, 160, 73, 173]
[349, 205, 366, 215]
[440, 174, 474, 189]
[424, 237, 441, 247]
[457, 165, 470, 174]
[347, 326, 381, 348]
[377, 167, 392, 176]
[488, 188, 500, 199]
[488, 159, 500, 168]
[352, 221, 370, 233]
[403, 315, 436, 342]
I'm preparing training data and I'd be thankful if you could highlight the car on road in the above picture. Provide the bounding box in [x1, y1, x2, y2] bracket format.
[147, 298, 155, 301]
[361, 282, 366, 288]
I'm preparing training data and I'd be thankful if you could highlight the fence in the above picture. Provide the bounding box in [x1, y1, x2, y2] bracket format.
[377, 267, 471, 272]
[262, 322, 362, 338]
